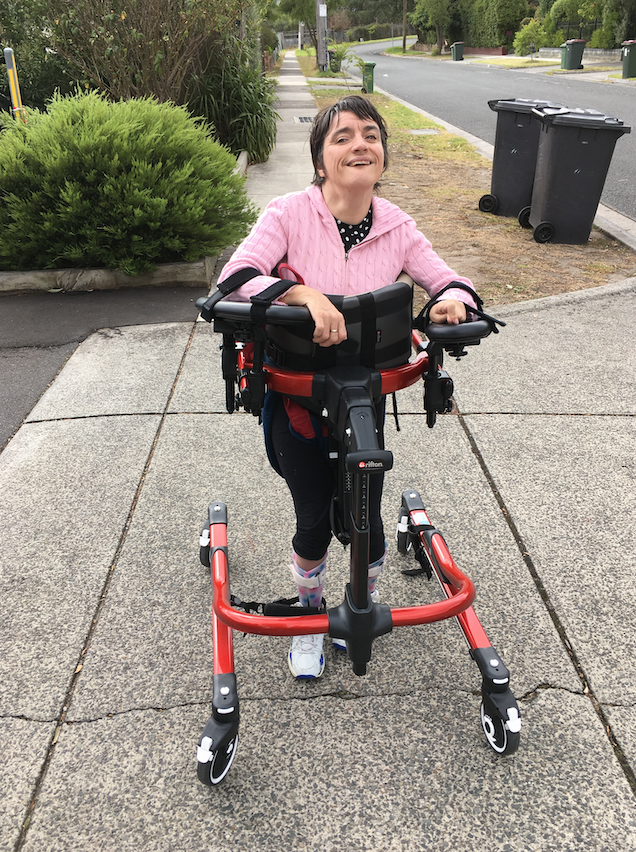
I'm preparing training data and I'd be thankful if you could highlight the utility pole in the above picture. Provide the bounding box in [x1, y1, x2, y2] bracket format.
[402, 0, 408, 53]
[316, 1, 328, 71]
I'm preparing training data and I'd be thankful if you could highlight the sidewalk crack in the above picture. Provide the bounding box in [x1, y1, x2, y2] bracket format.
[13, 320, 200, 852]
[457, 410, 636, 798]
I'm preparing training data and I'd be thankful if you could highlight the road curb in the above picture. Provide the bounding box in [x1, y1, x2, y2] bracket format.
[491, 275, 636, 315]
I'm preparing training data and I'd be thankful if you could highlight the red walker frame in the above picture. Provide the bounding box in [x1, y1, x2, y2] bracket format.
[196, 312, 521, 786]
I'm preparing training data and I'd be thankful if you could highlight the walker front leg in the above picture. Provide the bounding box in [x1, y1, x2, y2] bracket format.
[197, 502, 240, 786]
[397, 489, 521, 755]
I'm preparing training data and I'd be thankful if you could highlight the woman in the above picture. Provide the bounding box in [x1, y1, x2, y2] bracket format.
[218, 96, 478, 680]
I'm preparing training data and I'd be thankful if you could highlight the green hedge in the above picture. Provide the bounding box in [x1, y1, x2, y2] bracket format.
[460, 0, 528, 48]
[0, 92, 256, 274]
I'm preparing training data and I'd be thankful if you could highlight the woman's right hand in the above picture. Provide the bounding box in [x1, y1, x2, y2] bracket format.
[281, 285, 347, 348]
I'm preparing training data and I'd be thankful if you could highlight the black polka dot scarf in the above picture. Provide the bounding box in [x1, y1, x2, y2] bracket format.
[335, 206, 373, 252]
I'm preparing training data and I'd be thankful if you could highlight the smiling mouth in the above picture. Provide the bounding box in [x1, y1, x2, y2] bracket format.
[348, 160, 373, 166]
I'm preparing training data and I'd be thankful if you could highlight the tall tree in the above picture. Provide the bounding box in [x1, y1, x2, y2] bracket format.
[410, 0, 451, 50]
[278, 0, 319, 50]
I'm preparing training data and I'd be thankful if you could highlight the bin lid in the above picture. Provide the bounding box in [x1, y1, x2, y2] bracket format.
[531, 106, 631, 132]
[622, 39, 636, 45]
[565, 39, 586, 43]
[488, 98, 563, 114]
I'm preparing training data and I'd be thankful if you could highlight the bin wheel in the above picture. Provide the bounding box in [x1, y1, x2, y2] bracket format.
[480, 699, 520, 756]
[517, 206, 532, 229]
[478, 194, 498, 214]
[197, 733, 239, 786]
[533, 221, 555, 244]
[361, 87, 367, 94]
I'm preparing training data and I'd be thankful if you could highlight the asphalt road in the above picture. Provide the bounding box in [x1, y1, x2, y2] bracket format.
[352, 41, 635, 220]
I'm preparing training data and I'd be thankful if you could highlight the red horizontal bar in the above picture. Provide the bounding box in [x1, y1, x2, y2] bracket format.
[211, 533, 475, 636]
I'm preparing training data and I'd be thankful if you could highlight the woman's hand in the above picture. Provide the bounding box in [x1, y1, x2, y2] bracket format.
[281, 285, 347, 347]
[429, 298, 467, 325]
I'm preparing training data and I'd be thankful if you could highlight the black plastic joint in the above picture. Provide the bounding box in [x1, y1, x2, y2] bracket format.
[212, 673, 239, 723]
[208, 502, 228, 526]
[471, 646, 511, 693]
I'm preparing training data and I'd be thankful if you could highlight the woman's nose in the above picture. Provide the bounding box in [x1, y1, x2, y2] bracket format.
[351, 133, 368, 150]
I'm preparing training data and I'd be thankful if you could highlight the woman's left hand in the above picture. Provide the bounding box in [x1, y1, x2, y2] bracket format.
[428, 298, 467, 325]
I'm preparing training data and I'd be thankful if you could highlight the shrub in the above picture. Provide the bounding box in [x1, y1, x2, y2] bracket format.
[513, 19, 550, 53]
[191, 53, 278, 164]
[0, 92, 256, 274]
[328, 42, 353, 71]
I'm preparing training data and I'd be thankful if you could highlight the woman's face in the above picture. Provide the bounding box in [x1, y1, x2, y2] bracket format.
[317, 110, 385, 194]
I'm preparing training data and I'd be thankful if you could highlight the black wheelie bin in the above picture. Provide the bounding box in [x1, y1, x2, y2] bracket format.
[479, 98, 563, 226]
[528, 106, 631, 244]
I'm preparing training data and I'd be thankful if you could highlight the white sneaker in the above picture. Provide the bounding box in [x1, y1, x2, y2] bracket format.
[288, 634, 325, 679]
[331, 589, 380, 651]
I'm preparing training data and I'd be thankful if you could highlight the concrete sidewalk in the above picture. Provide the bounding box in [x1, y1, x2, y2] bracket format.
[2, 52, 636, 852]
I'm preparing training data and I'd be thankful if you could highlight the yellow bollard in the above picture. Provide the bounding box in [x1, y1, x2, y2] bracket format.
[3, 47, 27, 124]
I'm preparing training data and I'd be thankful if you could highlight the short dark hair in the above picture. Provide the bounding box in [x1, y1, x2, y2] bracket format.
[309, 96, 389, 187]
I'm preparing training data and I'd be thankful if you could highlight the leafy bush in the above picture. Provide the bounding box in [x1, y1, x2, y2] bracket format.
[261, 22, 279, 53]
[328, 42, 353, 71]
[345, 23, 396, 42]
[513, 19, 550, 53]
[191, 52, 278, 164]
[460, 0, 528, 48]
[0, 92, 256, 274]
[0, 0, 79, 110]
[589, 27, 615, 48]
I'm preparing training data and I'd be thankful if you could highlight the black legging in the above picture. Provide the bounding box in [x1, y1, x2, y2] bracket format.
[269, 393, 386, 563]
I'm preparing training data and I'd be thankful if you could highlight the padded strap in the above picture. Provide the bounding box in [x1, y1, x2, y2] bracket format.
[250, 278, 294, 325]
[218, 267, 263, 295]
[198, 267, 262, 322]
[358, 292, 377, 368]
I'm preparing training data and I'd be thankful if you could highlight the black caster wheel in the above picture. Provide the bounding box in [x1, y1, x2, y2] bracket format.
[480, 697, 520, 756]
[396, 508, 410, 555]
[478, 194, 498, 214]
[517, 206, 532, 229]
[197, 733, 239, 786]
[533, 221, 555, 244]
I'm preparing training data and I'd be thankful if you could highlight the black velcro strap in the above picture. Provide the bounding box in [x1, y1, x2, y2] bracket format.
[357, 292, 377, 368]
[218, 267, 263, 295]
[198, 267, 263, 322]
[230, 594, 326, 617]
[249, 278, 294, 325]
[263, 597, 326, 617]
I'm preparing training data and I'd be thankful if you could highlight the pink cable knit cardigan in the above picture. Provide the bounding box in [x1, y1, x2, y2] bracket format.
[219, 184, 477, 308]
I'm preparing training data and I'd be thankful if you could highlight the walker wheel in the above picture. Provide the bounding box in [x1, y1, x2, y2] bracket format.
[480, 697, 520, 756]
[517, 206, 532, 229]
[197, 733, 239, 786]
[478, 194, 498, 214]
